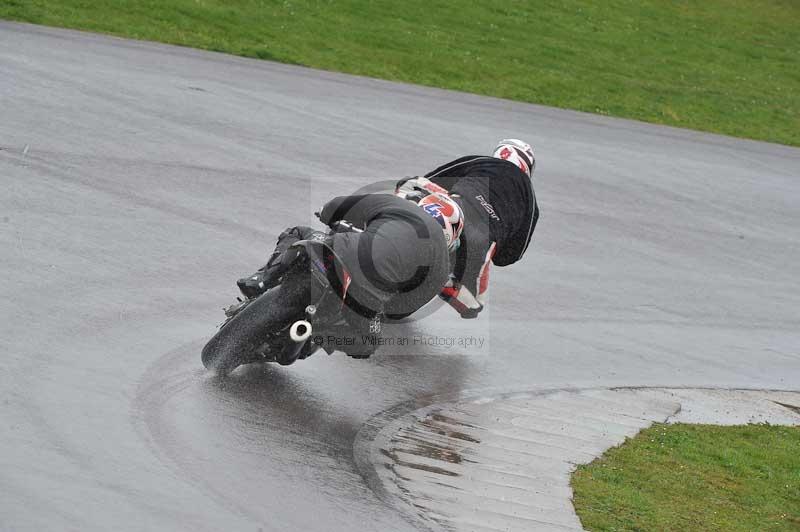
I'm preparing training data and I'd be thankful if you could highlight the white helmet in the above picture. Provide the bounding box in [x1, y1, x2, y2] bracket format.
[493, 138, 535, 177]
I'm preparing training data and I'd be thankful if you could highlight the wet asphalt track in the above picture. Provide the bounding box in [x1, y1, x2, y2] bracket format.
[1, 21, 799, 531]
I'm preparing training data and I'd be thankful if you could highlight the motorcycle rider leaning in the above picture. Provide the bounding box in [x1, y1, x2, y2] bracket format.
[396, 139, 539, 319]
[236, 138, 538, 356]
[237, 192, 456, 358]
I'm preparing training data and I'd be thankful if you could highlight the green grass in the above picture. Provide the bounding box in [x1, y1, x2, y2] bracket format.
[571, 423, 800, 531]
[2, 1, 799, 145]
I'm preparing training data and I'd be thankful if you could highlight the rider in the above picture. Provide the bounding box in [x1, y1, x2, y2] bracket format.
[237, 193, 459, 357]
[396, 139, 539, 319]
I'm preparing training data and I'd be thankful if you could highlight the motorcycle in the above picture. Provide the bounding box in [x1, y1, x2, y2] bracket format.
[201, 233, 369, 375]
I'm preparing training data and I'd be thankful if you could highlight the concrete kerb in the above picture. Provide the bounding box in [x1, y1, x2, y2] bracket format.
[353, 386, 800, 532]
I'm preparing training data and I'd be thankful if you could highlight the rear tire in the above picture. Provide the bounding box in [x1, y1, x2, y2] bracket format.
[202, 279, 309, 375]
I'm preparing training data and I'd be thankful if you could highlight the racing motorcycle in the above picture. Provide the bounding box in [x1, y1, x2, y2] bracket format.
[201, 233, 367, 375]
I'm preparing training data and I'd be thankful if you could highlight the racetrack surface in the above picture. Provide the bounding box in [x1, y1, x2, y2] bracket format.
[1, 21, 799, 531]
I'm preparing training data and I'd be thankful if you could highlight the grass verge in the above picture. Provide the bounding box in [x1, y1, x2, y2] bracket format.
[571, 423, 800, 531]
[1, 1, 798, 146]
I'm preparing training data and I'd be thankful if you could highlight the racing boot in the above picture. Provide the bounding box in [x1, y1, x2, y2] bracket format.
[236, 268, 271, 299]
[237, 226, 326, 299]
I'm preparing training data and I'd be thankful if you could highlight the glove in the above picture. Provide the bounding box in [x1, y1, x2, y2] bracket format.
[439, 278, 483, 319]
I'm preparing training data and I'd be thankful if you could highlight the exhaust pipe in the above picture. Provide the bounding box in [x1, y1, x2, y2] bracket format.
[289, 320, 312, 343]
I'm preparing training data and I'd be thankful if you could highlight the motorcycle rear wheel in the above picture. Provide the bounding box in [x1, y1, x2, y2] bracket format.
[201, 278, 309, 375]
